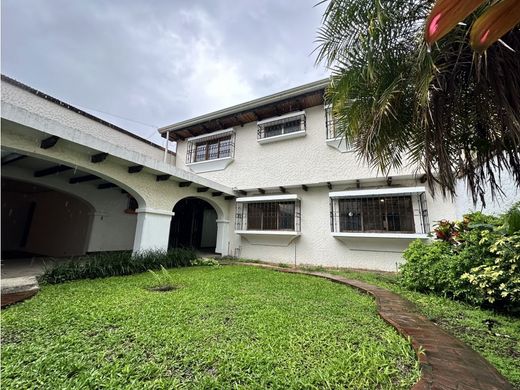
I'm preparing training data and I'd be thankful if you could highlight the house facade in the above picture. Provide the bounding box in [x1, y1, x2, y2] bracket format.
[159, 80, 457, 271]
[2, 75, 514, 272]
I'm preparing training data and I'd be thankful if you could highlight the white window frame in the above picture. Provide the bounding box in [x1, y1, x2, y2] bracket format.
[257, 111, 306, 144]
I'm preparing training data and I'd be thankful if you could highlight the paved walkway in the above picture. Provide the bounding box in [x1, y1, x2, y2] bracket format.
[236, 263, 513, 390]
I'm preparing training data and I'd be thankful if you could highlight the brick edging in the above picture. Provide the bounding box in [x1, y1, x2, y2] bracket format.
[229, 262, 513, 390]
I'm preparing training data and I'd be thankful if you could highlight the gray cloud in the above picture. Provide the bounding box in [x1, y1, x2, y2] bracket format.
[1, 0, 328, 146]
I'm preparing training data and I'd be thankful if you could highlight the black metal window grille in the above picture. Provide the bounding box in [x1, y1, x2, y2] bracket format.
[419, 192, 430, 234]
[330, 195, 422, 233]
[235, 201, 301, 231]
[325, 105, 338, 140]
[186, 132, 235, 163]
[257, 113, 306, 140]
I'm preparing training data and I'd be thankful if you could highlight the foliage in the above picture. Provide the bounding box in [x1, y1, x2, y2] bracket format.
[1, 266, 420, 389]
[425, 0, 520, 52]
[315, 0, 520, 206]
[147, 265, 179, 291]
[401, 212, 520, 313]
[191, 257, 221, 267]
[331, 268, 520, 388]
[461, 232, 520, 309]
[505, 202, 520, 235]
[40, 249, 197, 284]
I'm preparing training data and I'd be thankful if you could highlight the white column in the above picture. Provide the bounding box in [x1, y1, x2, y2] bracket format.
[132, 208, 174, 253]
[215, 219, 230, 255]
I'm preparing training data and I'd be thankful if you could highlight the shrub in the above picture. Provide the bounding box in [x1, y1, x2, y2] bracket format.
[461, 232, 520, 312]
[41, 249, 197, 284]
[504, 202, 520, 235]
[401, 211, 519, 313]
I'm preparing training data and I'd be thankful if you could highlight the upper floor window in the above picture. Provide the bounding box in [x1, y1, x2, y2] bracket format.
[193, 136, 232, 162]
[186, 130, 235, 164]
[325, 105, 352, 153]
[185, 129, 235, 173]
[257, 111, 306, 143]
[325, 104, 338, 140]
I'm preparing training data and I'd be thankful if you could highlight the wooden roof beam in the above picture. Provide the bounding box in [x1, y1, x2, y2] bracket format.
[69, 174, 99, 184]
[40, 136, 59, 149]
[91, 152, 108, 163]
[98, 182, 118, 190]
[34, 165, 71, 178]
[128, 165, 143, 174]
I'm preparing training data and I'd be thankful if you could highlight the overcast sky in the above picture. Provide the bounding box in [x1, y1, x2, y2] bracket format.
[1, 0, 329, 146]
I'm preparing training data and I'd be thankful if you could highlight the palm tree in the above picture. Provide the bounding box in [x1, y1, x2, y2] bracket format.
[315, 0, 520, 205]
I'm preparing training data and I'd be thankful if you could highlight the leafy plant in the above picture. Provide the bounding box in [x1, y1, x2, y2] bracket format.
[315, 0, 520, 205]
[41, 249, 197, 284]
[191, 258, 221, 267]
[504, 202, 520, 235]
[147, 265, 179, 292]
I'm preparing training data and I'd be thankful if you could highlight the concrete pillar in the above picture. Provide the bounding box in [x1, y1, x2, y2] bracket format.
[215, 219, 230, 255]
[132, 208, 174, 253]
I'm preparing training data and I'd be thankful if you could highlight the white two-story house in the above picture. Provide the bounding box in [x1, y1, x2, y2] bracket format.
[4, 76, 515, 272]
[159, 79, 456, 271]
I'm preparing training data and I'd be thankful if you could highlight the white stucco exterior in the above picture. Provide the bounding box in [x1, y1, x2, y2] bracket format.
[175, 105, 415, 189]
[2, 76, 513, 271]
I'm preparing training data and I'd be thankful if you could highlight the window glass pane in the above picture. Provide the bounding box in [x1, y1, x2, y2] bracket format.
[219, 137, 231, 158]
[264, 124, 283, 138]
[246, 201, 295, 230]
[278, 202, 295, 230]
[339, 199, 362, 231]
[207, 141, 219, 160]
[195, 143, 206, 162]
[283, 119, 301, 134]
[247, 203, 263, 230]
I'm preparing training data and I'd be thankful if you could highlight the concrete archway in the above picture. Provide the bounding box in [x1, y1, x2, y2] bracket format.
[169, 197, 218, 252]
[169, 196, 229, 256]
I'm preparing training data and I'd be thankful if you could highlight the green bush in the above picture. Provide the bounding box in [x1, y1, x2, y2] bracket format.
[504, 202, 520, 235]
[461, 232, 520, 312]
[41, 249, 197, 284]
[401, 211, 519, 313]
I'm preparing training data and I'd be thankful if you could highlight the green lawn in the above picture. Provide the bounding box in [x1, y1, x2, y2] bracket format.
[1, 265, 420, 389]
[328, 268, 520, 389]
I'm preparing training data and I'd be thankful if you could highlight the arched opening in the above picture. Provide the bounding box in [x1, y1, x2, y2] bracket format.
[169, 197, 218, 253]
[1, 177, 95, 272]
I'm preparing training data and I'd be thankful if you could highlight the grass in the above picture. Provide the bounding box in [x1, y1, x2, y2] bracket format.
[328, 268, 520, 389]
[1, 265, 420, 389]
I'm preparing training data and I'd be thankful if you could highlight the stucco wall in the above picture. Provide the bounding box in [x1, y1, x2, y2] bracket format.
[176, 105, 418, 188]
[455, 168, 520, 218]
[225, 179, 457, 272]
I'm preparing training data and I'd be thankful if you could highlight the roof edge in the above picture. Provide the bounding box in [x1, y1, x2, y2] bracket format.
[1, 74, 176, 155]
[158, 78, 329, 134]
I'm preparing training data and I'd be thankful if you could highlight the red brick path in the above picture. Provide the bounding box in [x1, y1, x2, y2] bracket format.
[237, 263, 513, 390]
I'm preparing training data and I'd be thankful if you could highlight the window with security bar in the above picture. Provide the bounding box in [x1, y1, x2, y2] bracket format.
[235, 201, 301, 231]
[330, 195, 425, 234]
[325, 105, 338, 140]
[186, 132, 235, 164]
[257, 113, 306, 140]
